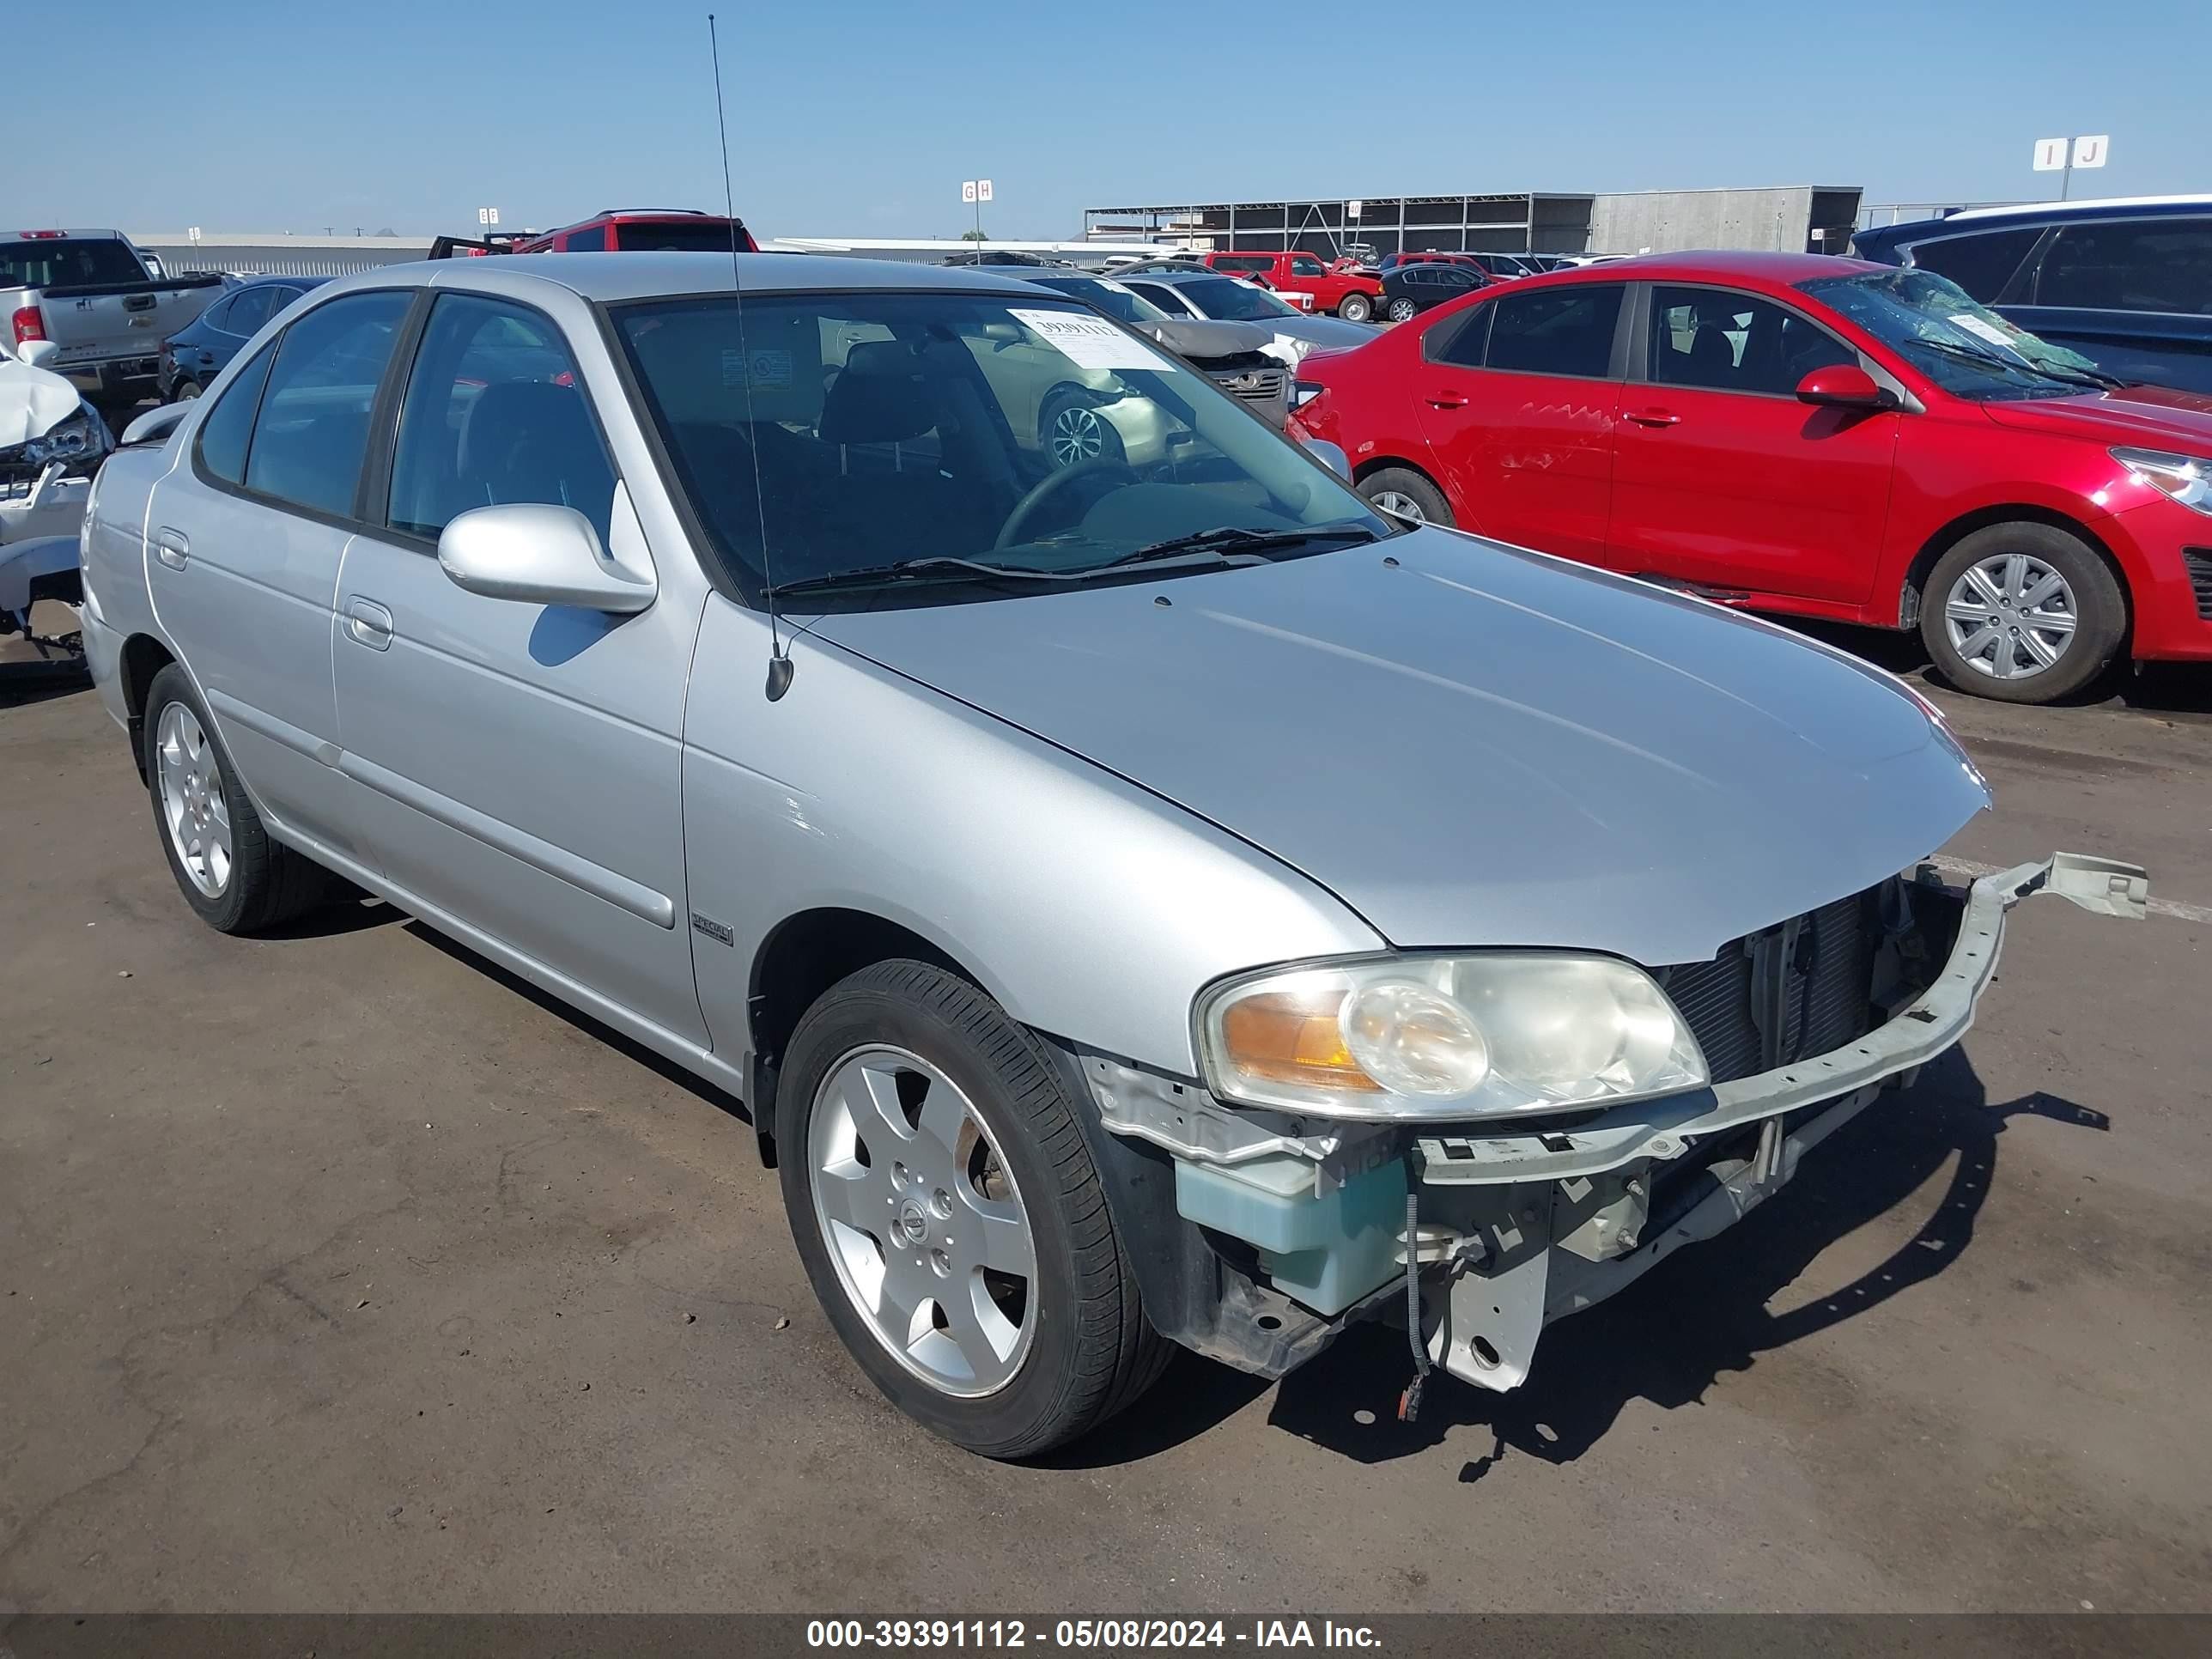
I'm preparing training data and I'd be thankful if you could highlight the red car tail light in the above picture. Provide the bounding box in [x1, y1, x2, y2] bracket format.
[10, 305, 46, 345]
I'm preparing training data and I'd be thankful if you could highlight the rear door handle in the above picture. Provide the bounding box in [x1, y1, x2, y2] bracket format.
[1624, 407, 1682, 428]
[154, 527, 190, 568]
[343, 597, 394, 651]
[1424, 390, 1469, 410]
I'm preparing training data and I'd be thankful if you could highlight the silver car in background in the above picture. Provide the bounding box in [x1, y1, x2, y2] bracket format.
[78, 252, 2144, 1457]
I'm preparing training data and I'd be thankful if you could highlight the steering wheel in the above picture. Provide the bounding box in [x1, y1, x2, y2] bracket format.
[994, 459, 1139, 551]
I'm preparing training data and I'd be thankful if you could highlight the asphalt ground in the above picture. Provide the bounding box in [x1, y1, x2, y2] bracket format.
[3, 638, 2207, 1614]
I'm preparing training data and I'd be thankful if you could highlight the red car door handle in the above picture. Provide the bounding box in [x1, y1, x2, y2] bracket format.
[1425, 391, 1468, 410]
[1624, 407, 1681, 427]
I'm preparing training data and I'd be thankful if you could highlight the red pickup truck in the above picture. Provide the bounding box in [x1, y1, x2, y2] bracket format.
[1199, 251, 1382, 322]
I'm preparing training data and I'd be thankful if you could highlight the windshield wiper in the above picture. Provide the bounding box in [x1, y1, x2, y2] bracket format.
[1098, 522, 1382, 571]
[1901, 332, 2064, 384]
[764, 556, 1074, 599]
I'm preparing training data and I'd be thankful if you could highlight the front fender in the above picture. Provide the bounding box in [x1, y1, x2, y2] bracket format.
[679, 596, 1385, 1079]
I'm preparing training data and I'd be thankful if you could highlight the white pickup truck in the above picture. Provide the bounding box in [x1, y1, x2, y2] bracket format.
[2, 229, 224, 415]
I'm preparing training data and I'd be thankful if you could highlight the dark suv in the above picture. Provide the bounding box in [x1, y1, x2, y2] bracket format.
[1851, 197, 2212, 392]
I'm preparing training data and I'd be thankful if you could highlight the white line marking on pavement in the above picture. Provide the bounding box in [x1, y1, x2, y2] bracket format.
[1929, 857, 2212, 927]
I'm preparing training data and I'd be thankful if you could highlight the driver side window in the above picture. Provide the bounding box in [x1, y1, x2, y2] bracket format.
[1648, 286, 1854, 396]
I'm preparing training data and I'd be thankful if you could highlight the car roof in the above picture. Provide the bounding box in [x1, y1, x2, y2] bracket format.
[1121, 266, 1230, 283]
[1854, 194, 2212, 254]
[317, 251, 1057, 305]
[1520, 249, 1881, 287]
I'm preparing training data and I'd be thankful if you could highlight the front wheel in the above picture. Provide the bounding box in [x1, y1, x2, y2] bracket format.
[775, 961, 1169, 1458]
[1918, 522, 2125, 703]
[1336, 292, 1374, 323]
[1384, 296, 1418, 323]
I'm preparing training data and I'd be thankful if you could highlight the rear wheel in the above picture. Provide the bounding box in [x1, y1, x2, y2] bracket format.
[174, 380, 204, 401]
[1358, 465, 1453, 526]
[143, 664, 329, 933]
[775, 960, 1169, 1458]
[1918, 522, 2124, 704]
[1336, 292, 1374, 323]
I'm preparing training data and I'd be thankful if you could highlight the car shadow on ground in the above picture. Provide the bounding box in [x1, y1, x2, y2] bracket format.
[1261, 1052, 2106, 1473]
[0, 663, 91, 709]
[1785, 617, 2212, 718]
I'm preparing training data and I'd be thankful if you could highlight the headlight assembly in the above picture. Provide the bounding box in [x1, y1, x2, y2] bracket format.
[24, 408, 102, 468]
[2112, 447, 2212, 515]
[1196, 954, 1709, 1121]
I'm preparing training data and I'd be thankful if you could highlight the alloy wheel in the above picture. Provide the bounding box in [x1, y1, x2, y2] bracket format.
[156, 702, 232, 897]
[1942, 551, 2078, 682]
[1048, 404, 1107, 467]
[1370, 489, 1427, 522]
[806, 1045, 1038, 1398]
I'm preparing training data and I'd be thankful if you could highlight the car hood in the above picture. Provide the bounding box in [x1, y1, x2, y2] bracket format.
[1980, 382, 2212, 450]
[0, 361, 85, 450]
[805, 529, 1990, 968]
[1135, 318, 1274, 362]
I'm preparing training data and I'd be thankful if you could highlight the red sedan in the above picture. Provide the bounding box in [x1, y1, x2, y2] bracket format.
[1289, 252, 2212, 702]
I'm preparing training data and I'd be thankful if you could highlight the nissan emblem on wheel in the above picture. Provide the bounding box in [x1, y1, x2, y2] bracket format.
[77, 250, 2149, 1456]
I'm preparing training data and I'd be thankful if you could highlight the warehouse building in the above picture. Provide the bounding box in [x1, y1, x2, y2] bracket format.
[1083, 185, 1863, 259]
[131, 232, 434, 278]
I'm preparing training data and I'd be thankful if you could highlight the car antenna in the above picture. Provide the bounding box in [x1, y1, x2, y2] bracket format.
[708, 11, 792, 701]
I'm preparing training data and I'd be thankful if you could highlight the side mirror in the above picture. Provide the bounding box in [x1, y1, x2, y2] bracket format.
[1796, 363, 1893, 410]
[1297, 435, 1352, 481]
[16, 339, 61, 370]
[438, 503, 655, 613]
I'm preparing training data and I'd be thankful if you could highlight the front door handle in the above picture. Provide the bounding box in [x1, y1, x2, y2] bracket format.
[1424, 389, 1469, 410]
[343, 597, 394, 651]
[154, 527, 189, 569]
[1623, 407, 1682, 428]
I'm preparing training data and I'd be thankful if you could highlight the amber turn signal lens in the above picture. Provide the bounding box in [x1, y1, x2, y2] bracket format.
[1218, 991, 1382, 1091]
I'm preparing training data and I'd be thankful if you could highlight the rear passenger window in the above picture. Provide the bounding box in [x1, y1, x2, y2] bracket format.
[244, 291, 410, 518]
[1484, 285, 1624, 377]
[567, 225, 608, 252]
[195, 343, 276, 487]
[1908, 228, 2041, 303]
[2035, 218, 2212, 315]
[222, 287, 276, 338]
[1430, 300, 1494, 368]
[386, 295, 616, 544]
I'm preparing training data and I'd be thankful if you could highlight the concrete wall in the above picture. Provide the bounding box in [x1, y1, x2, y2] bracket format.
[1587, 187, 1832, 255]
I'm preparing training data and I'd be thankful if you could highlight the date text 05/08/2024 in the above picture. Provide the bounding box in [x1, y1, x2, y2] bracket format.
[805, 1621, 1382, 1650]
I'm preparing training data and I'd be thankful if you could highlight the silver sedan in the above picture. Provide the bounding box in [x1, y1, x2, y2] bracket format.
[79, 252, 2143, 1456]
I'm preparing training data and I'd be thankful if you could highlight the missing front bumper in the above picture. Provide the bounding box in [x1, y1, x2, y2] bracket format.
[1413, 851, 2147, 1392]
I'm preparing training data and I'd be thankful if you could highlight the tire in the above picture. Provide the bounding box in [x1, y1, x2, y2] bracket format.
[1384, 296, 1418, 323]
[1358, 465, 1454, 526]
[1039, 389, 1127, 470]
[1918, 522, 2124, 704]
[174, 380, 204, 402]
[775, 960, 1170, 1458]
[142, 664, 329, 933]
[1337, 292, 1374, 323]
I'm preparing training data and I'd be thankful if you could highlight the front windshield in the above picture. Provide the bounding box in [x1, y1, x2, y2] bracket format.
[1797, 267, 2112, 401]
[613, 292, 1389, 605]
[1029, 276, 1170, 325]
[1178, 276, 1300, 322]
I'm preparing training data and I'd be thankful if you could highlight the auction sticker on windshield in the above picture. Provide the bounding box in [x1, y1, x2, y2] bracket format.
[1948, 313, 2027, 355]
[1010, 308, 1169, 372]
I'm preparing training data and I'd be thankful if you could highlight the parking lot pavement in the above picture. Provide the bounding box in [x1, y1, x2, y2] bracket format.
[3, 665, 2208, 1615]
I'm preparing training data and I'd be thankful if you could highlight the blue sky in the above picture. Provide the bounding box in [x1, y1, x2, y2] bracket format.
[24, 0, 2209, 240]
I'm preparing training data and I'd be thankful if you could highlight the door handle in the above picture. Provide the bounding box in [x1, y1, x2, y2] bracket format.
[154, 527, 190, 568]
[343, 597, 394, 651]
[1424, 390, 1469, 410]
[1624, 408, 1682, 428]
